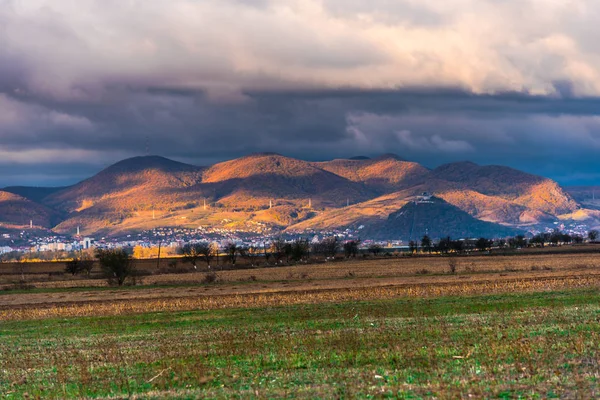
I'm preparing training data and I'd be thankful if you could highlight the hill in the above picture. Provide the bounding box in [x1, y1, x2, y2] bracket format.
[435, 190, 556, 225]
[430, 162, 577, 216]
[1, 153, 590, 237]
[288, 176, 567, 233]
[40, 156, 207, 235]
[43, 156, 205, 214]
[2, 186, 67, 203]
[565, 186, 600, 210]
[301, 159, 578, 228]
[287, 189, 414, 232]
[0, 191, 62, 228]
[201, 153, 376, 208]
[41, 154, 377, 235]
[366, 196, 522, 240]
[314, 154, 429, 192]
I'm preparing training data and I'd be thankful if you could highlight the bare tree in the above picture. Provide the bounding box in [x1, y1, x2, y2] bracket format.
[65, 258, 94, 276]
[271, 237, 287, 264]
[14, 259, 28, 282]
[508, 235, 527, 249]
[368, 244, 382, 256]
[95, 248, 134, 286]
[588, 230, 599, 242]
[65, 258, 81, 275]
[311, 238, 338, 259]
[343, 240, 360, 258]
[241, 245, 260, 267]
[321, 237, 340, 258]
[408, 241, 417, 254]
[475, 238, 492, 252]
[180, 243, 203, 270]
[421, 235, 432, 253]
[550, 230, 562, 246]
[262, 242, 272, 265]
[451, 239, 464, 254]
[291, 238, 310, 262]
[225, 242, 238, 265]
[311, 240, 324, 258]
[80, 259, 94, 277]
[437, 236, 452, 254]
[199, 242, 218, 269]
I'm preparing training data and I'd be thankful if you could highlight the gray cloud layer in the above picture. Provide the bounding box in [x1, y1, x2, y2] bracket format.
[1, 0, 600, 186]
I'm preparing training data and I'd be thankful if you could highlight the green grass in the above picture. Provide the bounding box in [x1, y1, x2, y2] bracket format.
[1, 290, 599, 399]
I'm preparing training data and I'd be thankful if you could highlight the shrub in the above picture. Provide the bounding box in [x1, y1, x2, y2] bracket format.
[203, 272, 218, 284]
[448, 258, 458, 274]
[64, 258, 94, 276]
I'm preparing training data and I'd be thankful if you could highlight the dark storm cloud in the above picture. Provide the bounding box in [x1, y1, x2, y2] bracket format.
[2, 0, 600, 186]
[3, 86, 600, 186]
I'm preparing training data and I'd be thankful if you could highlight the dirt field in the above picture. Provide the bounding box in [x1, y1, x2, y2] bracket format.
[2, 251, 600, 321]
[2, 250, 600, 398]
[2, 250, 599, 287]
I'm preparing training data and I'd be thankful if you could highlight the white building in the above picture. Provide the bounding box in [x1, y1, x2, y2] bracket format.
[0, 246, 13, 254]
[81, 237, 94, 249]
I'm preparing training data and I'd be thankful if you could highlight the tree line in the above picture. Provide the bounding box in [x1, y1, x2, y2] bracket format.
[57, 228, 600, 287]
[178, 237, 361, 269]
[405, 229, 599, 255]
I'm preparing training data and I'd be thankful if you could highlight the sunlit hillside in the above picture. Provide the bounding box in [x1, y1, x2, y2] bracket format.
[2, 153, 594, 238]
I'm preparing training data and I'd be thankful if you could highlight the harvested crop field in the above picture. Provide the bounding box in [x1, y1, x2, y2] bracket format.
[2, 290, 599, 398]
[1, 251, 599, 398]
[2, 250, 600, 289]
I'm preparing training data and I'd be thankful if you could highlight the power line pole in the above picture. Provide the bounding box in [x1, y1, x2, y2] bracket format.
[156, 241, 162, 270]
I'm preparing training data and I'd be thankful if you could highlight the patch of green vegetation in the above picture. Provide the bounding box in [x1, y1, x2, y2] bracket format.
[1, 290, 599, 398]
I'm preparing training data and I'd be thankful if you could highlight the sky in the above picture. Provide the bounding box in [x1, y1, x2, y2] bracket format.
[1, 0, 600, 187]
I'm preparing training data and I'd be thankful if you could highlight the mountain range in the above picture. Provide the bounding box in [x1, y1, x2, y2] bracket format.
[1, 153, 597, 240]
